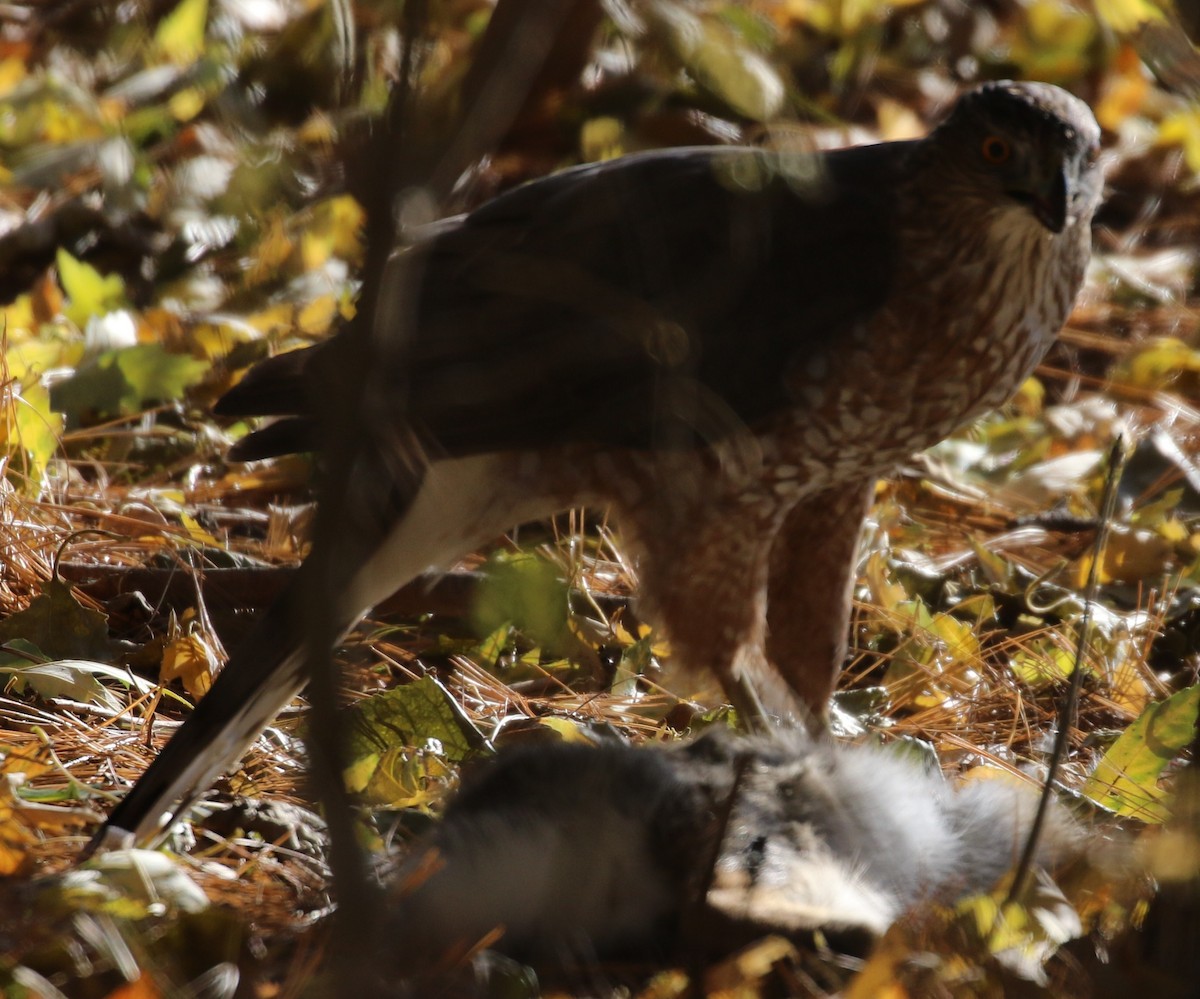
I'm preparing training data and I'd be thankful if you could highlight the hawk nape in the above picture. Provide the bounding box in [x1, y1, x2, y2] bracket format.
[92, 81, 1102, 847]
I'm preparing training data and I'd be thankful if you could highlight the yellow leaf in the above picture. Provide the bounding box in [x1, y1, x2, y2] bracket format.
[154, 0, 209, 66]
[1075, 525, 1173, 587]
[703, 936, 796, 992]
[219, 454, 312, 493]
[1084, 686, 1200, 822]
[179, 511, 218, 547]
[1094, 44, 1152, 131]
[844, 924, 910, 999]
[1, 750, 51, 783]
[299, 229, 334, 273]
[296, 294, 338, 335]
[1010, 643, 1075, 687]
[1108, 648, 1151, 717]
[1, 294, 36, 336]
[1028, 0, 1095, 47]
[612, 618, 640, 645]
[0, 57, 26, 99]
[864, 551, 907, 612]
[538, 717, 593, 743]
[343, 752, 379, 794]
[650, 3, 784, 121]
[1094, 0, 1166, 33]
[1159, 110, 1200, 173]
[160, 633, 219, 699]
[247, 216, 294, 285]
[1160, 517, 1189, 543]
[244, 302, 299, 334]
[5, 338, 68, 384]
[581, 116, 625, 162]
[1142, 827, 1200, 882]
[168, 86, 206, 122]
[192, 320, 252, 360]
[927, 611, 981, 664]
[96, 96, 129, 126]
[876, 98, 924, 141]
[41, 101, 102, 143]
[301, 195, 365, 270]
[56, 249, 126, 328]
[297, 112, 337, 146]
[362, 745, 453, 809]
[784, 0, 835, 34]
[6, 382, 64, 476]
[0, 751, 51, 875]
[1012, 375, 1045, 416]
[1117, 336, 1200, 390]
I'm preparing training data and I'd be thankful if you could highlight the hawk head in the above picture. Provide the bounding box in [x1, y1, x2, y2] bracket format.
[931, 80, 1102, 235]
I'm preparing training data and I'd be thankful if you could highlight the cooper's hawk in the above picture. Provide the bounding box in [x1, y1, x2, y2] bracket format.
[93, 81, 1102, 846]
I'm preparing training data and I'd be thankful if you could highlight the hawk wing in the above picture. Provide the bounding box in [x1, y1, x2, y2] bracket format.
[219, 142, 906, 459]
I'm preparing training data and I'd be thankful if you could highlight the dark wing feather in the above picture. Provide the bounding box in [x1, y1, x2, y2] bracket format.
[215, 342, 325, 417]
[222, 143, 906, 459]
[225, 416, 317, 461]
[215, 340, 331, 460]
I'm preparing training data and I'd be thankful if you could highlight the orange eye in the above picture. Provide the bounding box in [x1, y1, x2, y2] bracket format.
[981, 136, 1010, 164]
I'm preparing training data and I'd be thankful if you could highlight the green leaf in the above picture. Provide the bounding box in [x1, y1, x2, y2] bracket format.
[55, 249, 125, 328]
[1082, 684, 1200, 822]
[116, 344, 209, 409]
[50, 344, 208, 425]
[0, 580, 112, 663]
[48, 352, 128, 425]
[471, 551, 570, 654]
[343, 676, 488, 797]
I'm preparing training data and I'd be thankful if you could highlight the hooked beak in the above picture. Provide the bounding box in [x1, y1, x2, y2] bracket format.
[1008, 164, 1068, 234]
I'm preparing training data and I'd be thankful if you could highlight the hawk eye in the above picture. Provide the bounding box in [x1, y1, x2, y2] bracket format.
[981, 136, 1011, 164]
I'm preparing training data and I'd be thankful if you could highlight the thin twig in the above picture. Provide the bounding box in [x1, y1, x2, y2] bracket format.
[1004, 434, 1126, 906]
[298, 2, 601, 991]
[296, 4, 428, 985]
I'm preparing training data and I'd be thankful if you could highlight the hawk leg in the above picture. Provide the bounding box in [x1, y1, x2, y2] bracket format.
[623, 495, 779, 723]
[765, 479, 875, 717]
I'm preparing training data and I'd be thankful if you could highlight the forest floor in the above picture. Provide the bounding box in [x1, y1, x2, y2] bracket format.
[1, 1, 1200, 996]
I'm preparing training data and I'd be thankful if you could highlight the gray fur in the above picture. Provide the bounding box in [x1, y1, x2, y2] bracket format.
[388, 731, 1078, 969]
